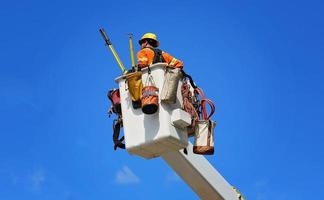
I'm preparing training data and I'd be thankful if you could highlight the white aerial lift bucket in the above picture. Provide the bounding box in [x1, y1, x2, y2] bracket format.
[115, 63, 190, 159]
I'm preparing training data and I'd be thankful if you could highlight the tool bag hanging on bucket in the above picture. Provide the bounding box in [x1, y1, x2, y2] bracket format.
[194, 120, 216, 155]
[107, 88, 125, 150]
[107, 89, 121, 115]
[160, 67, 182, 104]
[125, 71, 143, 109]
[193, 89, 216, 155]
[141, 68, 159, 114]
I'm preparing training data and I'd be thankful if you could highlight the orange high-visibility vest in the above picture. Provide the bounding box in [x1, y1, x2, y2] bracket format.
[137, 48, 183, 69]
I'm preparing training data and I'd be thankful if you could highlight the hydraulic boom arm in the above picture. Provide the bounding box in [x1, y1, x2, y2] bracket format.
[161, 142, 240, 200]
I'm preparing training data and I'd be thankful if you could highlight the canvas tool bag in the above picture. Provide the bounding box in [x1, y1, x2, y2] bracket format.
[125, 71, 143, 109]
[193, 94, 216, 155]
[141, 69, 159, 114]
[160, 67, 182, 104]
[193, 120, 216, 155]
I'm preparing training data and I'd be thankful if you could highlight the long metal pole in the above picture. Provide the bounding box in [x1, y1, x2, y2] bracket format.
[99, 28, 127, 74]
[128, 33, 136, 71]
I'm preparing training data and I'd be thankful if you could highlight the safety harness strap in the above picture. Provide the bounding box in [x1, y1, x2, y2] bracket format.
[153, 48, 166, 64]
[147, 47, 166, 64]
[181, 70, 216, 121]
[181, 70, 198, 89]
[194, 88, 216, 120]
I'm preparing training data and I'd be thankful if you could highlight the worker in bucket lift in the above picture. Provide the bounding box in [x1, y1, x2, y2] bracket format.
[137, 33, 184, 69]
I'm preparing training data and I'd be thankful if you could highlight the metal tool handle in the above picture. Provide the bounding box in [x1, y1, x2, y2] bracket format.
[99, 28, 112, 45]
[128, 33, 136, 70]
[99, 27, 127, 74]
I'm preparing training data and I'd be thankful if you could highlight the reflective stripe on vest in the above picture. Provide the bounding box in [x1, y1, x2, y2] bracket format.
[138, 57, 148, 62]
[170, 58, 177, 66]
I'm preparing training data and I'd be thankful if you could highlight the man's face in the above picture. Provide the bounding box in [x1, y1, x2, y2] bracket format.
[141, 40, 148, 49]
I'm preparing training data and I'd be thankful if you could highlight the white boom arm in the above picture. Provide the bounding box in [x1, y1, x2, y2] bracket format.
[161, 142, 239, 200]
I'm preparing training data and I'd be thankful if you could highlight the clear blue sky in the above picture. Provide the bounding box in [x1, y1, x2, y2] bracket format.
[1, 0, 323, 199]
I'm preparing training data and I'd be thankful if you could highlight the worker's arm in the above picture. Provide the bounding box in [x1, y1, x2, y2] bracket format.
[137, 48, 157, 69]
[137, 49, 149, 69]
[162, 51, 184, 69]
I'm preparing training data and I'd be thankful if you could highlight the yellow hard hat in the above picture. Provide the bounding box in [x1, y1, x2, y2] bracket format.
[139, 32, 159, 47]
